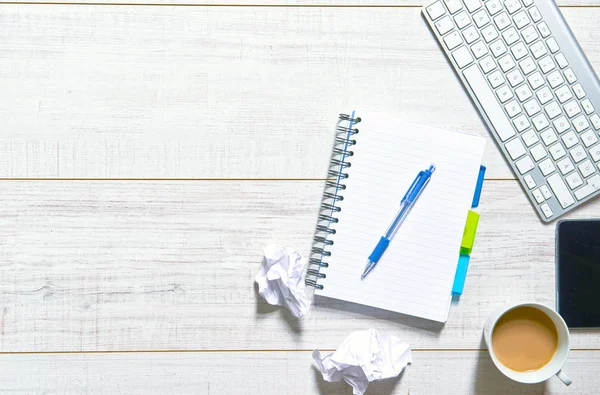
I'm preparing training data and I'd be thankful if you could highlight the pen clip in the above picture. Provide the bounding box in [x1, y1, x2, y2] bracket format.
[401, 165, 435, 203]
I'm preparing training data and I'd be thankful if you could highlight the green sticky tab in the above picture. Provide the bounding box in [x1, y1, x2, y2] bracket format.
[460, 210, 480, 255]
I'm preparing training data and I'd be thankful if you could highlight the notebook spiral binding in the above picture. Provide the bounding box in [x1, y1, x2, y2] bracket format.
[305, 112, 360, 290]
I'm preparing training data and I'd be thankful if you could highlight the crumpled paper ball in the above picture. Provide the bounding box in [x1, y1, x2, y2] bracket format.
[255, 244, 311, 317]
[313, 329, 412, 395]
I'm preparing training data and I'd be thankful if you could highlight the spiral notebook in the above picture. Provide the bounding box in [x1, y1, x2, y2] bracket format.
[306, 111, 486, 322]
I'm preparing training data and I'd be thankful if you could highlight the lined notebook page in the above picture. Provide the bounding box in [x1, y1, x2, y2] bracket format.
[315, 113, 485, 322]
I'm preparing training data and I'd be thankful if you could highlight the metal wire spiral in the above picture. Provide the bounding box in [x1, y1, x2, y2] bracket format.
[305, 113, 360, 290]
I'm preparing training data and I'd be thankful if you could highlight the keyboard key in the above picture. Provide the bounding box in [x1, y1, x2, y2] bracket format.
[490, 40, 507, 57]
[515, 84, 532, 101]
[504, 0, 521, 14]
[562, 131, 579, 149]
[505, 137, 527, 159]
[464, 0, 482, 12]
[529, 6, 542, 23]
[574, 174, 600, 200]
[427, 1, 447, 20]
[513, 114, 531, 132]
[547, 70, 564, 89]
[522, 129, 539, 146]
[481, 25, 500, 42]
[536, 87, 553, 105]
[547, 173, 575, 208]
[540, 203, 553, 218]
[582, 99, 595, 115]
[540, 128, 558, 145]
[498, 54, 516, 72]
[549, 143, 567, 160]
[590, 144, 600, 161]
[540, 185, 553, 200]
[522, 0, 533, 6]
[555, 86, 573, 104]
[524, 174, 536, 189]
[507, 69, 524, 87]
[573, 115, 590, 132]
[521, 25, 539, 44]
[564, 68, 577, 84]
[533, 114, 549, 130]
[566, 171, 584, 189]
[471, 40, 488, 58]
[530, 143, 547, 161]
[572, 83, 586, 99]
[557, 157, 575, 175]
[538, 55, 556, 73]
[565, 100, 582, 118]
[473, 9, 491, 27]
[505, 100, 522, 117]
[510, 43, 527, 61]
[513, 10, 530, 29]
[581, 130, 598, 148]
[579, 159, 596, 178]
[516, 155, 535, 174]
[488, 70, 505, 88]
[486, 0, 503, 15]
[546, 37, 560, 53]
[502, 27, 520, 45]
[544, 101, 561, 119]
[480, 55, 497, 73]
[463, 26, 480, 44]
[494, 12, 511, 31]
[445, 0, 463, 14]
[496, 85, 514, 103]
[539, 158, 557, 176]
[529, 41, 547, 59]
[537, 22, 551, 38]
[435, 16, 455, 35]
[592, 114, 600, 130]
[455, 11, 471, 29]
[524, 99, 541, 116]
[532, 188, 545, 203]
[528, 71, 545, 90]
[554, 116, 570, 134]
[445, 31, 464, 50]
[570, 144, 587, 163]
[555, 53, 569, 69]
[463, 64, 516, 141]
[452, 46, 474, 68]
[518, 57, 536, 75]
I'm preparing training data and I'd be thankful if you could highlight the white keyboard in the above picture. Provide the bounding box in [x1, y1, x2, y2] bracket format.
[423, 0, 600, 222]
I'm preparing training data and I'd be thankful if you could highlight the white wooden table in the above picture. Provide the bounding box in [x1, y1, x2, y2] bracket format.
[0, 0, 599, 393]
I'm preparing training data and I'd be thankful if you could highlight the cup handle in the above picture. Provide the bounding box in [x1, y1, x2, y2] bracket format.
[556, 370, 572, 386]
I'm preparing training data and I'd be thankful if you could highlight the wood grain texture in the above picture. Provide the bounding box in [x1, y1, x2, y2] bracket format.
[0, 180, 599, 352]
[0, 0, 597, 6]
[0, 350, 595, 395]
[1, 6, 599, 179]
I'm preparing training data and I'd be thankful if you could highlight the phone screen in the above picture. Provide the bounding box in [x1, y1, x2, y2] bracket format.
[557, 220, 600, 328]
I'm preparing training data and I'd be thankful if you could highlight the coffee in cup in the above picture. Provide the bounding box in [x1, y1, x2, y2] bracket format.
[483, 303, 571, 385]
[491, 306, 558, 372]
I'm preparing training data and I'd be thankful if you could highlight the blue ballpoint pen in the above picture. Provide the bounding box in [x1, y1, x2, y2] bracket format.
[361, 164, 436, 280]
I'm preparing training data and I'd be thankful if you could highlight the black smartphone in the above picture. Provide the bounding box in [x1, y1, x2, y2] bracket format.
[556, 219, 600, 328]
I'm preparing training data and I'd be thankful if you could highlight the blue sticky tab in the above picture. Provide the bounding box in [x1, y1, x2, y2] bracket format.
[472, 165, 486, 208]
[368, 237, 390, 263]
[452, 254, 471, 295]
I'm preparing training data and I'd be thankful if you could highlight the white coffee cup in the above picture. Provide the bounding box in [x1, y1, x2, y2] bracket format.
[483, 302, 571, 386]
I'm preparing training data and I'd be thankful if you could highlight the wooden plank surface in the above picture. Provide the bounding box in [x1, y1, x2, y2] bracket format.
[1, 0, 597, 7]
[1, 179, 599, 352]
[1, 6, 599, 179]
[0, 350, 594, 395]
